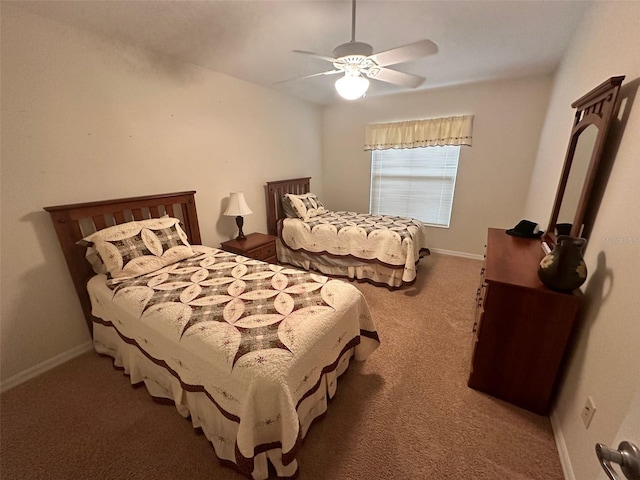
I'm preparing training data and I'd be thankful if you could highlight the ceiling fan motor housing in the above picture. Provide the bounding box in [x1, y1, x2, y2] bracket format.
[332, 41, 374, 60]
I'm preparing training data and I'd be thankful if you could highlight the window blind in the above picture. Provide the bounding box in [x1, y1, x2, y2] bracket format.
[370, 146, 460, 228]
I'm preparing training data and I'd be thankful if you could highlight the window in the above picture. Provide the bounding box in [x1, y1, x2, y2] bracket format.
[369, 146, 460, 228]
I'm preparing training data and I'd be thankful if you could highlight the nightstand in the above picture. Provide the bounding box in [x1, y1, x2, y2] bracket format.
[220, 232, 278, 263]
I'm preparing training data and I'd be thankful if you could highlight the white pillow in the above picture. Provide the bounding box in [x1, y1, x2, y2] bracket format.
[81, 217, 194, 280]
[284, 193, 326, 221]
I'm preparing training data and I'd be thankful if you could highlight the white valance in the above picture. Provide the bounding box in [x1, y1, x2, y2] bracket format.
[364, 114, 474, 150]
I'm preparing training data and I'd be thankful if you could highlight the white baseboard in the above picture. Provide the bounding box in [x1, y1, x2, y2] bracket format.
[429, 248, 484, 261]
[1, 340, 94, 393]
[550, 410, 575, 480]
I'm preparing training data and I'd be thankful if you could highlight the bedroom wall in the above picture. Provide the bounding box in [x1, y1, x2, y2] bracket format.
[321, 75, 553, 256]
[522, 2, 640, 479]
[0, 5, 322, 385]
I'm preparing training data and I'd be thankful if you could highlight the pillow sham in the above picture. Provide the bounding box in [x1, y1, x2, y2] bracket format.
[284, 193, 326, 221]
[85, 245, 108, 275]
[75, 238, 108, 275]
[81, 217, 194, 280]
[281, 195, 299, 218]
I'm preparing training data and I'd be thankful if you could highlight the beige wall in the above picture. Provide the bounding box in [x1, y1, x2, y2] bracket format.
[523, 2, 640, 479]
[322, 75, 552, 256]
[0, 6, 322, 383]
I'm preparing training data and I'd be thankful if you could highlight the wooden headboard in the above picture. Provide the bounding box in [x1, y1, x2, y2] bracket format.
[44, 191, 201, 334]
[264, 177, 311, 236]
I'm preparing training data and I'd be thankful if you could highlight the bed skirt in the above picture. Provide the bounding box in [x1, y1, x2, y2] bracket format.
[93, 321, 357, 479]
[277, 239, 429, 288]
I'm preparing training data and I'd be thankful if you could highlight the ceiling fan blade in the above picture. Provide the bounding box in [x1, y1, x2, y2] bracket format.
[292, 50, 337, 63]
[371, 68, 425, 89]
[273, 70, 342, 85]
[370, 39, 438, 67]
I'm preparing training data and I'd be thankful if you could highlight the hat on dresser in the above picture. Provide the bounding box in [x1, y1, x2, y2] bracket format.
[506, 219, 543, 238]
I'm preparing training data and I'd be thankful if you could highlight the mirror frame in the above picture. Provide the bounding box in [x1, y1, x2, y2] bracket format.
[544, 76, 624, 248]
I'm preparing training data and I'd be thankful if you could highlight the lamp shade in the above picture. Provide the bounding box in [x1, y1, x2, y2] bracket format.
[335, 73, 370, 100]
[224, 192, 253, 216]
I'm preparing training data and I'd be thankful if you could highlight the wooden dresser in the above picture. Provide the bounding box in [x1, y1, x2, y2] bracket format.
[468, 228, 581, 415]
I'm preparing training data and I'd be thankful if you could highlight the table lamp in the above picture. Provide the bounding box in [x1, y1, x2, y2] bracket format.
[224, 192, 253, 240]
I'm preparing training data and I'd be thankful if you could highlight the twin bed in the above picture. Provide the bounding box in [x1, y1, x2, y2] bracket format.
[45, 190, 379, 479]
[265, 177, 430, 289]
[45, 179, 429, 478]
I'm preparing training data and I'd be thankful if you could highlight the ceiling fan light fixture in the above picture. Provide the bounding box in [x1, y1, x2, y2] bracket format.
[335, 73, 369, 100]
[285, 0, 436, 99]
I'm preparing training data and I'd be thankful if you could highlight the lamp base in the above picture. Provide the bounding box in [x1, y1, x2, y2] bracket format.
[235, 215, 246, 240]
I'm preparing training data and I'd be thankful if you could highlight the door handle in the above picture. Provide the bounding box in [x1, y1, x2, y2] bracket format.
[596, 441, 640, 480]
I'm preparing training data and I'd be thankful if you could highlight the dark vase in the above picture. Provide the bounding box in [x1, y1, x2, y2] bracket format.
[538, 235, 588, 292]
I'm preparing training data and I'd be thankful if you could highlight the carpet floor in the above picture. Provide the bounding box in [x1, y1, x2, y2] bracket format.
[0, 253, 564, 479]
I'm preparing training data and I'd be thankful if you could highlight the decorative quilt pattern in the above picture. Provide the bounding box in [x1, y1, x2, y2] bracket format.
[280, 210, 429, 275]
[107, 247, 342, 368]
[306, 213, 417, 241]
[89, 246, 379, 477]
[83, 217, 194, 280]
[284, 193, 326, 221]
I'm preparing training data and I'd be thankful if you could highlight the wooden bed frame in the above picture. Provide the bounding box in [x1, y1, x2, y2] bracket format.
[44, 191, 201, 334]
[265, 177, 310, 236]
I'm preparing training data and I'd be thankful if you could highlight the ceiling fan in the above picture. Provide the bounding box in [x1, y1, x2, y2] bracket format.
[282, 0, 438, 100]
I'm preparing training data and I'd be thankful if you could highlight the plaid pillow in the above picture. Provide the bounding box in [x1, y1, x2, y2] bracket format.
[82, 217, 194, 280]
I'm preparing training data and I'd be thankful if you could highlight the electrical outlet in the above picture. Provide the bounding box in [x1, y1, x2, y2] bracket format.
[581, 396, 596, 428]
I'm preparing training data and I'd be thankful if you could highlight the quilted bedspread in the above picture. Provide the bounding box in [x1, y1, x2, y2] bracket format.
[280, 211, 429, 283]
[88, 245, 379, 479]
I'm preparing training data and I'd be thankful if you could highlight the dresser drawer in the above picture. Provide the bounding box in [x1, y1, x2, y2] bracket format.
[220, 233, 278, 263]
[249, 242, 277, 261]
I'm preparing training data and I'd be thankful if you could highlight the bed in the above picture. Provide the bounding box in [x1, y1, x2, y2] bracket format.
[265, 178, 430, 289]
[44, 191, 379, 479]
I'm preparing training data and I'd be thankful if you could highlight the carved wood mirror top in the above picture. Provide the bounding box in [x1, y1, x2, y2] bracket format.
[544, 76, 624, 248]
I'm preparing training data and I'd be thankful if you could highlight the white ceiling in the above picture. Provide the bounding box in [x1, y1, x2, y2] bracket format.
[12, 0, 591, 105]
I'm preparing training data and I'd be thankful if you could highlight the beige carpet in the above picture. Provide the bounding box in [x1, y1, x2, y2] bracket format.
[0, 253, 564, 479]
